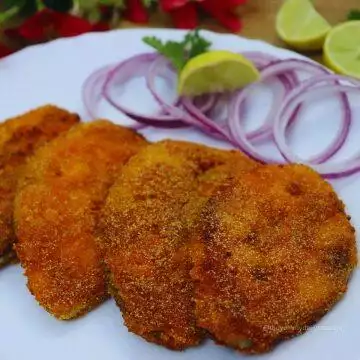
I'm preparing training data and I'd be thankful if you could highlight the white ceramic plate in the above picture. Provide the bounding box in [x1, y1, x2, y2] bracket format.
[0, 29, 359, 360]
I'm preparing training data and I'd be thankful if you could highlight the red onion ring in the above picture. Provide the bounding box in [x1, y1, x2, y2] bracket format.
[83, 65, 113, 120]
[82, 64, 145, 129]
[193, 94, 219, 113]
[261, 60, 351, 164]
[228, 54, 301, 144]
[241, 51, 279, 69]
[273, 76, 360, 178]
[278, 75, 352, 165]
[181, 96, 236, 141]
[103, 53, 185, 128]
[82, 50, 359, 178]
[146, 57, 181, 112]
[228, 59, 352, 164]
[241, 52, 300, 95]
[229, 73, 296, 145]
[182, 55, 299, 144]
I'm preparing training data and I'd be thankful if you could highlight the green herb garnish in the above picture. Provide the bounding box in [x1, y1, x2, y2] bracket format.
[143, 29, 211, 71]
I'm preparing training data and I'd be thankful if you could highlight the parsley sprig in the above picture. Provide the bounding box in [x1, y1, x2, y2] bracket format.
[143, 29, 211, 71]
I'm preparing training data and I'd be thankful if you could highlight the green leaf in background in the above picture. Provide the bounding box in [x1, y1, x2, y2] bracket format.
[0, 0, 19, 11]
[87, 7, 102, 23]
[21, 0, 37, 14]
[42, 0, 74, 12]
[98, 0, 125, 8]
[347, 9, 360, 20]
[0, 5, 20, 23]
[142, 0, 157, 8]
[74, 0, 100, 11]
[0, 0, 27, 24]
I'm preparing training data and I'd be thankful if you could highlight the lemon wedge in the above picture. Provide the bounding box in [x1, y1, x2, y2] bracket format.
[276, 0, 331, 51]
[178, 51, 260, 97]
[324, 21, 360, 79]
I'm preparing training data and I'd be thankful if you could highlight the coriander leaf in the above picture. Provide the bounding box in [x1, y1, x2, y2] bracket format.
[142, 0, 156, 7]
[74, 0, 100, 10]
[143, 36, 187, 71]
[98, 0, 125, 8]
[143, 30, 212, 71]
[142, 36, 164, 53]
[347, 9, 360, 20]
[184, 29, 211, 59]
[0, 3, 22, 24]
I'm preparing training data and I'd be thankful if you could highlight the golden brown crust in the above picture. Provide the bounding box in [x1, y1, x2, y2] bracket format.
[99, 140, 257, 350]
[191, 164, 358, 353]
[0, 105, 80, 266]
[14, 121, 147, 320]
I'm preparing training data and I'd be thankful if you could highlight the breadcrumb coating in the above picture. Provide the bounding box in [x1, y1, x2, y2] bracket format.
[14, 121, 147, 319]
[99, 140, 257, 350]
[0, 105, 79, 267]
[191, 164, 358, 353]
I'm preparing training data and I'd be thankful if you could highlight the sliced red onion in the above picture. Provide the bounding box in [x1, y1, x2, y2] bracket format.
[278, 74, 352, 165]
[241, 51, 279, 70]
[260, 58, 331, 78]
[228, 59, 351, 164]
[229, 73, 295, 147]
[82, 64, 145, 129]
[146, 57, 182, 115]
[145, 55, 230, 135]
[273, 77, 360, 178]
[193, 94, 219, 113]
[83, 65, 113, 119]
[241, 52, 300, 93]
[147, 54, 220, 115]
[262, 60, 351, 164]
[182, 96, 235, 141]
[228, 57, 302, 146]
[182, 56, 302, 150]
[103, 53, 185, 128]
[82, 52, 360, 178]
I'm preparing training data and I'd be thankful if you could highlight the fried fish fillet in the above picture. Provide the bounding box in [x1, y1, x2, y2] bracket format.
[14, 121, 147, 320]
[191, 164, 357, 353]
[99, 140, 257, 350]
[0, 105, 80, 267]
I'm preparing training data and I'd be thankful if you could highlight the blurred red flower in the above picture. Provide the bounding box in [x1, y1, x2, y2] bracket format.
[0, 0, 247, 60]
[0, 44, 13, 59]
[124, 0, 149, 23]
[7, 9, 108, 43]
[160, 0, 247, 31]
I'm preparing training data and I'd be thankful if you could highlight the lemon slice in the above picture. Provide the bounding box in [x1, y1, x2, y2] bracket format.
[178, 51, 260, 97]
[276, 0, 331, 51]
[324, 21, 360, 79]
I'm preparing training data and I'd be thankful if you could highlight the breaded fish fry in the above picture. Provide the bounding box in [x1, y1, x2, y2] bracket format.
[14, 121, 147, 320]
[99, 140, 257, 350]
[0, 105, 79, 267]
[191, 165, 357, 353]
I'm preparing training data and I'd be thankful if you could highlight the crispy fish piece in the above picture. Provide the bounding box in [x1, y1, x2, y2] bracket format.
[0, 105, 79, 267]
[99, 140, 257, 350]
[14, 121, 147, 320]
[191, 165, 358, 353]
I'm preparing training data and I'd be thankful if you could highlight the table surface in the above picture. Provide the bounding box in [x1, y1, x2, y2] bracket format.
[119, 0, 359, 62]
